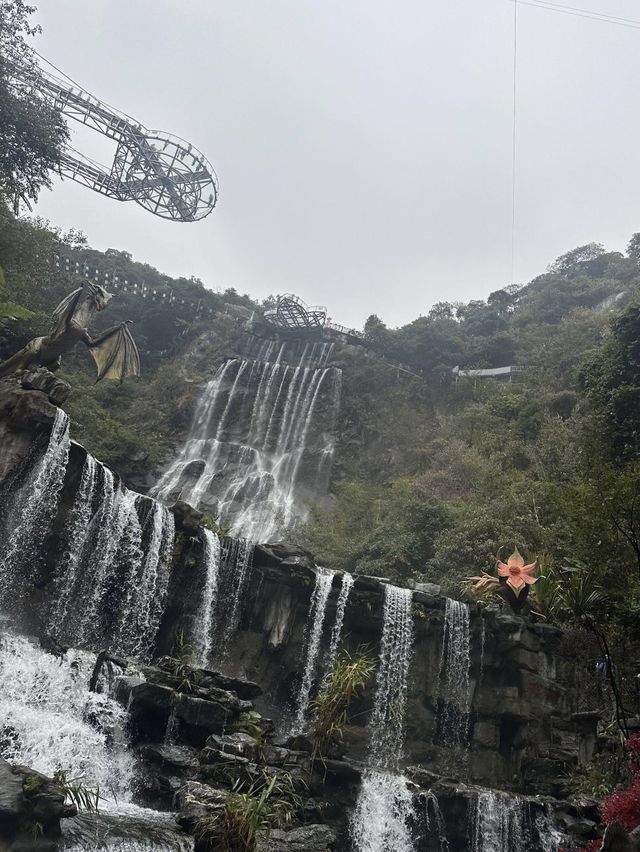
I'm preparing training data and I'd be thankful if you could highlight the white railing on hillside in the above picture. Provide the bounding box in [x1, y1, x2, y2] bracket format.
[53, 253, 215, 315]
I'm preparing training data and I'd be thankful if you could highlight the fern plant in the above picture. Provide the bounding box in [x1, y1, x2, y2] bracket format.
[52, 770, 100, 812]
[166, 630, 202, 693]
[311, 648, 375, 761]
[195, 770, 301, 852]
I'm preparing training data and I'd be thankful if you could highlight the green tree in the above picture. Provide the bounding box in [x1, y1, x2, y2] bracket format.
[0, 1, 68, 210]
[548, 242, 605, 274]
[626, 232, 640, 263]
[581, 302, 640, 462]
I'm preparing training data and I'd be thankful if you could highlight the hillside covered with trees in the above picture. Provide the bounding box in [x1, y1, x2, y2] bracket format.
[3, 203, 640, 642]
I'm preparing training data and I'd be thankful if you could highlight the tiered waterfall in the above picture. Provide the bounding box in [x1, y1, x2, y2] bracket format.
[152, 339, 341, 540]
[350, 584, 415, 852]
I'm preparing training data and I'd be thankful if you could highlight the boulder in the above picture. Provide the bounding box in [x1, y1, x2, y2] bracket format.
[414, 582, 442, 597]
[0, 763, 78, 847]
[206, 733, 261, 762]
[138, 744, 200, 774]
[175, 780, 228, 829]
[21, 368, 71, 406]
[199, 672, 262, 701]
[0, 758, 23, 835]
[254, 542, 315, 568]
[256, 824, 336, 851]
[602, 822, 640, 852]
[128, 682, 233, 746]
[171, 501, 204, 533]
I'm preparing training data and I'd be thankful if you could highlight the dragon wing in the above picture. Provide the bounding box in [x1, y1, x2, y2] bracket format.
[51, 287, 83, 336]
[88, 322, 141, 384]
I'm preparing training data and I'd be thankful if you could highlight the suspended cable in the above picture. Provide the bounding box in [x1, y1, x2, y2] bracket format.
[515, 0, 640, 30]
[511, 0, 518, 287]
[538, 0, 640, 25]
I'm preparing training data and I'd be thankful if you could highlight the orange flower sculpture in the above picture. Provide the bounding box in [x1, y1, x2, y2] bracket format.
[466, 547, 539, 613]
[497, 548, 538, 596]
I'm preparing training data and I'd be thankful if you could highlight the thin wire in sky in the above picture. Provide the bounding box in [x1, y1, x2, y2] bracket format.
[511, 0, 518, 287]
[516, 0, 640, 30]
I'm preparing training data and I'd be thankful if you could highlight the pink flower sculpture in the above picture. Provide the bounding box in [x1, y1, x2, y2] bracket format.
[497, 548, 538, 596]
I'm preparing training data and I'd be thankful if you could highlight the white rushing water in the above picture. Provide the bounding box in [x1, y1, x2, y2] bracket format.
[0, 633, 134, 792]
[437, 598, 472, 748]
[217, 536, 255, 655]
[535, 804, 568, 852]
[324, 571, 354, 678]
[152, 340, 341, 541]
[0, 634, 193, 851]
[291, 567, 336, 735]
[424, 792, 450, 852]
[351, 584, 415, 852]
[470, 790, 528, 852]
[49, 454, 175, 660]
[0, 409, 70, 601]
[192, 528, 222, 667]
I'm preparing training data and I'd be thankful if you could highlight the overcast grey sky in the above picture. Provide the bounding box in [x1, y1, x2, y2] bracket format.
[30, 1, 640, 328]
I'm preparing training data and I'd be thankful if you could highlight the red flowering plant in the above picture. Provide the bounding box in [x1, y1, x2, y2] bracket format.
[601, 736, 640, 830]
[576, 736, 640, 852]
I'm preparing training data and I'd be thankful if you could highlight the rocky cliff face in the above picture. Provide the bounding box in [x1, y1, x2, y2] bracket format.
[0, 372, 602, 851]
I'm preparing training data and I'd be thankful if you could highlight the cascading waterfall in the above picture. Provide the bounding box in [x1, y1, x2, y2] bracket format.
[350, 584, 415, 852]
[0, 634, 192, 851]
[0, 409, 70, 600]
[470, 790, 528, 852]
[436, 598, 472, 748]
[152, 340, 341, 541]
[215, 536, 255, 655]
[48, 453, 175, 660]
[424, 792, 450, 852]
[192, 528, 222, 667]
[0, 633, 135, 791]
[535, 804, 568, 852]
[324, 571, 354, 678]
[291, 567, 336, 735]
[117, 500, 176, 660]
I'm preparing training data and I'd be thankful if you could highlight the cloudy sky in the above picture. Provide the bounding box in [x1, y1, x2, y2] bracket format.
[31, 1, 640, 328]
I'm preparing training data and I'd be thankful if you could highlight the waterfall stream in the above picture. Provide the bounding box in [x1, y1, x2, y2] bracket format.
[0, 409, 70, 600]
[216, 536, 255, 655]
[152, 341, 341, 541]
[324, 571, 354, 678]
[350, 584, 415, 852]
[424, 792, 450, 852]
[192, 528, 222, 667]
[49, 454, 175, 660]
[470, 790, 528, 852]
[291, 567, 336, 735]
[0, 634, 192, 851]
[437, 598, 472, 748]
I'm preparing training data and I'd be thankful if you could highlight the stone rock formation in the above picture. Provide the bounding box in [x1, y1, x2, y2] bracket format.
[0, 379, 613, 850]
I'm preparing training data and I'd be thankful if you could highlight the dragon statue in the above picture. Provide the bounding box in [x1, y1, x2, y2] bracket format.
[0, 281, 140, 383]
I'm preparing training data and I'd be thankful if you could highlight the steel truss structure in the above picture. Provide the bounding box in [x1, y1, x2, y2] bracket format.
[8, 53, 218, 222]
[264, 294, 327, 333]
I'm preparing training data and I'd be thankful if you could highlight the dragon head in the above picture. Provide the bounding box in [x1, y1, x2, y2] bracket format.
[91, 284, 113, 311]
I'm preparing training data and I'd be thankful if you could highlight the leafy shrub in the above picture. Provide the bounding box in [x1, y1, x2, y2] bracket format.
[51, 769, 100, 812]
[194, 770, 302, 852]
[311, 648, 375, 760]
